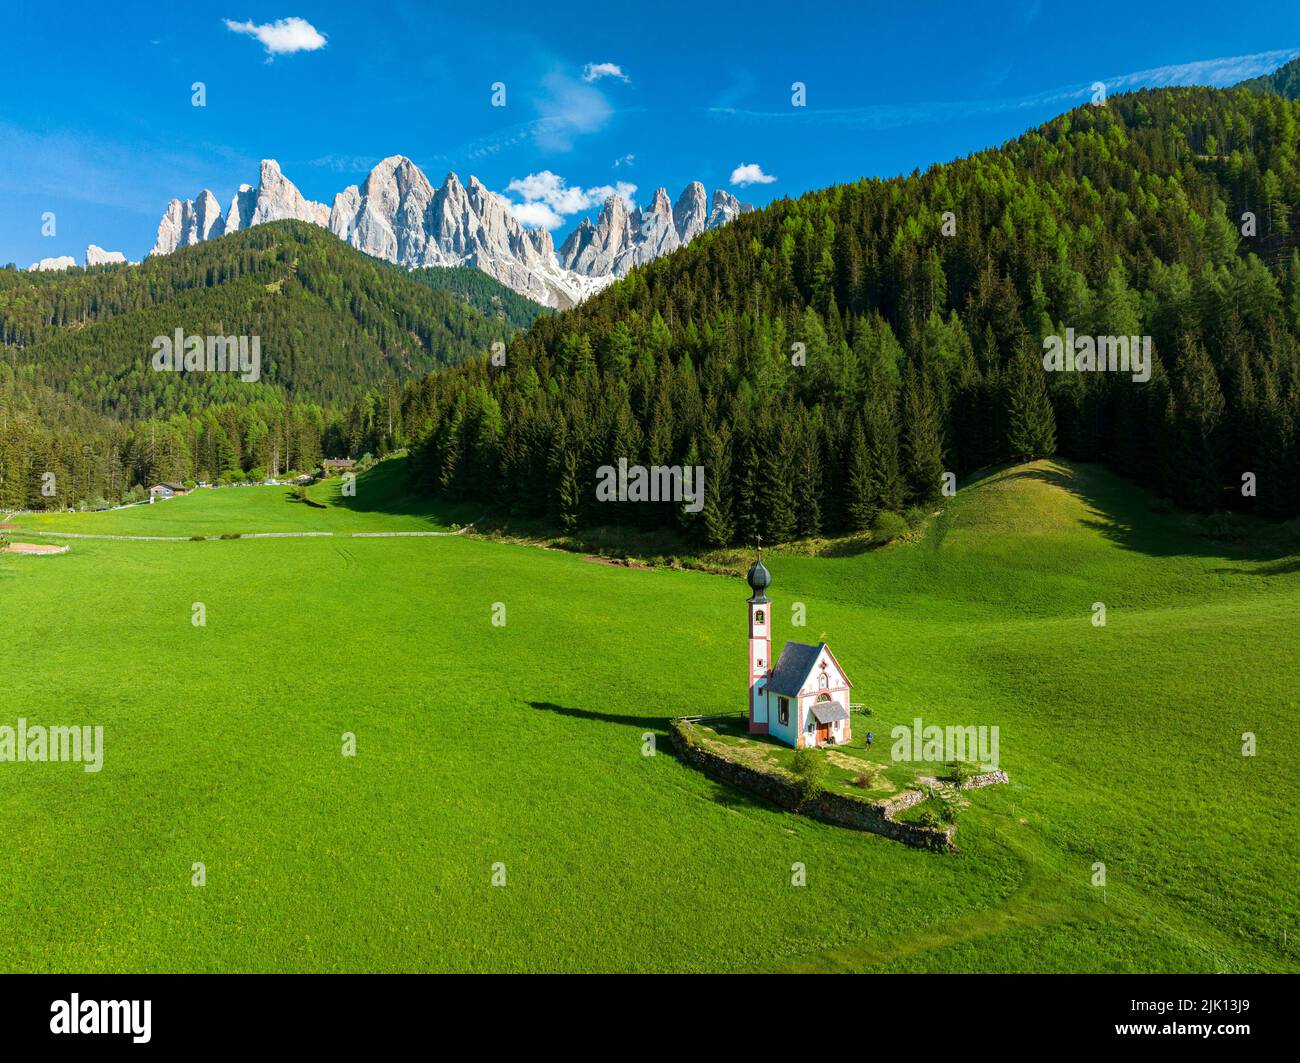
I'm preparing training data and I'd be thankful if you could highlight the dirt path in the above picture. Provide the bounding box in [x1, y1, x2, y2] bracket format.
[6, 528, 470, 542]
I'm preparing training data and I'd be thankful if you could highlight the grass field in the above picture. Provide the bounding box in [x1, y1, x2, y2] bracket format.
[10, 460, 476, 537]
[1, 457, 1296, 972]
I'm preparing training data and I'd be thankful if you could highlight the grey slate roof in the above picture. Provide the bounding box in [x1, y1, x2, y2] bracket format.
[766, 641, 824, 697]
[811, 701, 849, 724]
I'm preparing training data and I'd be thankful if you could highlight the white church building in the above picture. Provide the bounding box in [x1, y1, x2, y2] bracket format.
[745, 556, 854, 748]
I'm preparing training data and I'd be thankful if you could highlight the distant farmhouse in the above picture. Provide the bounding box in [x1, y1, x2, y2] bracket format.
[321, 459, 355, 478]
[746, 556, 854, 748]
[148, 482, 187, 501]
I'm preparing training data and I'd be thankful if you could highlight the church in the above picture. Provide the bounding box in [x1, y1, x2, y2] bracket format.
[745, 555, 854, 748]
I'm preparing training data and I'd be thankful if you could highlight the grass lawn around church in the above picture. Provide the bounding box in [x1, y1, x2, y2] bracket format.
[1, 456, 1296, 972]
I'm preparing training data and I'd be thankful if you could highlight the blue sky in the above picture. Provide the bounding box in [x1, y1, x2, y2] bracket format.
[4, 0, 1300, 267]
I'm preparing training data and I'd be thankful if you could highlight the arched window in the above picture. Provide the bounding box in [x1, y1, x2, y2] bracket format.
[818, 673, 829, 689]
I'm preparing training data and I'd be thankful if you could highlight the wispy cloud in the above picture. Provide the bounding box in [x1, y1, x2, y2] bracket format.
[532, 71, 615, 151]
[504, 170, 637, 229]
[583, 62, 629, 83]
[706, 47, 1300, 131]
[730, 162, 775, 187]
[224, 17, 327, 59]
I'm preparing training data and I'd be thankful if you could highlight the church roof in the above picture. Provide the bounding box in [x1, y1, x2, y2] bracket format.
[767, 641, 854, 697]
[767, 642, 824, 697]
[811, 701, 850, 724]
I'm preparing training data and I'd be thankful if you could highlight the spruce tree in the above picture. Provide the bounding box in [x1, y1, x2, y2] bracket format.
[1168, 335, 1227, 510]
[1005, 344, 1057, 461]
[902, 361, 945, 505]
[863, 393, 905, 514]
[701, 427, 735, 548]
[846, 419, 876, 530]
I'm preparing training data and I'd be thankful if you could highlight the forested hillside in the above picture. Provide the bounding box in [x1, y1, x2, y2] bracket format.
[8, 81, 1300, 528]
[1237, 54, 1300, 98]
[405, 83, 1300, 544]
[407, 266, 549, 333]
[0, 223, 537, 507]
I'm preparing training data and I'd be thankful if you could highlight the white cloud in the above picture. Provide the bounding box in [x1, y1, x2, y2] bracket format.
[729, 162, 776, 187]
[224, 17, 327, 57]
[504, 170, 637, 229]
[706, 47, 1300, 132]
[506, 201, 566, 230]
[613, 153, 634, 168]
[533, 72, 614, 151]
[582, 62, 628, 83]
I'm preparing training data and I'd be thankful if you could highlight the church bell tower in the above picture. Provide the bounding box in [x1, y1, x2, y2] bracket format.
[746, 554, 772, 734]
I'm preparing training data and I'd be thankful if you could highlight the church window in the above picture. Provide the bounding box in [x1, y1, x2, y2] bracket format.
[778, 697, 789, 725]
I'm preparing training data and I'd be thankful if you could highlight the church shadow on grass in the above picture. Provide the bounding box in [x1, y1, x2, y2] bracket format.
[527, 702, 775, 813]
[527, 701, 673, 732]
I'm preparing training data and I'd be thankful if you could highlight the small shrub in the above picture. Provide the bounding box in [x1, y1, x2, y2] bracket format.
[791, 748, 825, 804]
[933, 793, 958, 824]
[872, 510, 910, 543]
[1187, 512, 1247, 542]
[852, 766, 879, 789]
[903, 505, 928, 528]
[189, 534, 206, 542]
[947, 759, 976, 786]
[918, 807, 943, 829]
[219, 533, 241, 540]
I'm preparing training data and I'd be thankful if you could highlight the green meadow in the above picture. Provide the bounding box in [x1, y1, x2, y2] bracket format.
[1, 458, 1296, 972]
[12, 460, 469, 537]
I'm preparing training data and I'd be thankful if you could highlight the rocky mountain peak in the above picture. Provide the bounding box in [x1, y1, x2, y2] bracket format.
[673, 181, 708, 244]
[146, 158, 755, 309]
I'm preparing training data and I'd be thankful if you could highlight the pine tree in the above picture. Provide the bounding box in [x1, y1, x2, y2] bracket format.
[863, 393, 905, 514]
[701, 427, 735, 548]
[760, 418, 797, 544]
[845, 419, 876, 530]
[902, 361, 945, 505]
[1167, 335, 1227, 510]
[1005, 344, 1057, 461]
[557, 448, 580, 533]
[793, 415, 823, 538]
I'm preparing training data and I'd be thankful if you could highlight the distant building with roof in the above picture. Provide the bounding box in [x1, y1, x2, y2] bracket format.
[148, 482, 187, 501]
[746, 555, 853, 748]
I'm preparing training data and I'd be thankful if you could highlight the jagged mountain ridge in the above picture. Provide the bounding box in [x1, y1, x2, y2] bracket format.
[149, 157, 752, 309]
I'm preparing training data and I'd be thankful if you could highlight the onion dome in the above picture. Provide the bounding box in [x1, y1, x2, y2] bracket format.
[746, 557, 771, 602]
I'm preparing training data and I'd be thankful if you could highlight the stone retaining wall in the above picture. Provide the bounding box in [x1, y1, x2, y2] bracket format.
[961, 770, 1009, 790]
[671, 721, 955, 853]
